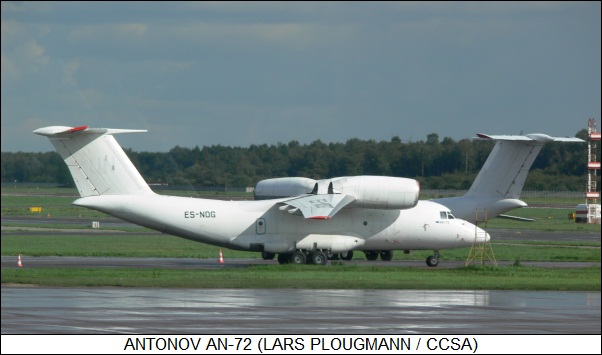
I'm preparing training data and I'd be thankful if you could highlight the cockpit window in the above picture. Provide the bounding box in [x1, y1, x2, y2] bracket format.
[440, 211, 455, 219]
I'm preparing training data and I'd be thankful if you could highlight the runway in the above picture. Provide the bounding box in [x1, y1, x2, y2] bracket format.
[1, 287, 600, 334]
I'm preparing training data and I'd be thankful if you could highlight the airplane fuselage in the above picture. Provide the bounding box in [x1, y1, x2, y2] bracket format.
[74, 194, 485, 253]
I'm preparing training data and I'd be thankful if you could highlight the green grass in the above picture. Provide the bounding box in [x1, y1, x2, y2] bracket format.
[2, 233, 599, 290]
[1, 194, 108, 218]
[0, 187, 253, 218]
[2, 265, 599, 290]
[486, 207, 601, 232]
[2, 235, 600, 262]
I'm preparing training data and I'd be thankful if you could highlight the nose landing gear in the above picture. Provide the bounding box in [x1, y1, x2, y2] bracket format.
[426, 250, 441, 267]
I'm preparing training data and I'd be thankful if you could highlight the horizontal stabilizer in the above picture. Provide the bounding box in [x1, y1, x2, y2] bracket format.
[34, 126, 147, 137]
[498, 214, 535, 222]
[476, 133, 584, 143]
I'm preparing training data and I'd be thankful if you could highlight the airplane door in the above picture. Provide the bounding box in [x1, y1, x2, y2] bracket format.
[256, 218, 266, 234]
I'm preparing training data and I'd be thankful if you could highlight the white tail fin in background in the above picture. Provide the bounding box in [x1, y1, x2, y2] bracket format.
[467, 133, 583, 199]
[34, 126, 154, 197]
[434, 133, 584, 221]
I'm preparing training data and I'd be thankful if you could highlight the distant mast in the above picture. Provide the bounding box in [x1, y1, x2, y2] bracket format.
[586, 118, 600, 224]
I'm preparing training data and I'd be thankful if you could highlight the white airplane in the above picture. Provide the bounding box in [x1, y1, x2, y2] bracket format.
[34, 125, 490, 267]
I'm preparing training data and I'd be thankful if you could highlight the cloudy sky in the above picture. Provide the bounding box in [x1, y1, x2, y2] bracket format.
[2, 1, 600, 152]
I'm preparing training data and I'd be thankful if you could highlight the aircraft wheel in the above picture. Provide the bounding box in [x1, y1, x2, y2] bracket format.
[290, 251, 307, 265]
[262, 251, 275, 260]
[327, 252, 340, 260]
[277, 253, 290, 265]
[380, 250, 393, 261]
[365, 251, 379, 261]
[309, 251, 328, 265]
[426, 255, 439, 267]
[340, 251, 354, 261]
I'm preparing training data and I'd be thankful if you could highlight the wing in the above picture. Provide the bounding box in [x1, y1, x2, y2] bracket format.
[280, 194, 357, 219]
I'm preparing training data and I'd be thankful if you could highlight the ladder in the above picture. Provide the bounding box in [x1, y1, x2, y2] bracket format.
[465, 209, 497, 266]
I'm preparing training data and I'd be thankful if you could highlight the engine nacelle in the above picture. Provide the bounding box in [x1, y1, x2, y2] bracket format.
[254, 177, 317, 200]
[254, 175, 420, 211]
[330, 176, 419, 210]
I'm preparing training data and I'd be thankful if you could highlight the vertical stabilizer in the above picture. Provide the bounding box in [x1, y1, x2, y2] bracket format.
[467, 133, 584, 199]
[434, 133, 584, 221]
[468, 137, 542, 199]
[34, 126, 154, 197]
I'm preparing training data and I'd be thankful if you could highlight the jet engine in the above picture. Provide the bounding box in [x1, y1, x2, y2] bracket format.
[255, 175, 419, 211]
[329, 176, 419, 210]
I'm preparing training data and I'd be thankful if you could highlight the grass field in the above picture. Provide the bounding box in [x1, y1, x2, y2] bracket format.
[2, 265, 599, 290]
[1, 186, 600, 290]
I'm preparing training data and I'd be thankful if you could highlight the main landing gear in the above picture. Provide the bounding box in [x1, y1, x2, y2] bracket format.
[277, 250, 328, 265]
[276, 249, 353, 265]
[363, 250, 393, 261]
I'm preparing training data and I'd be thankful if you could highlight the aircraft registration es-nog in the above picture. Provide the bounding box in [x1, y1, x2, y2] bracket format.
[34, 126, 583, 266]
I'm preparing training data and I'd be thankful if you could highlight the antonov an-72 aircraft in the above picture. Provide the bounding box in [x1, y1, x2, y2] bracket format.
[35, 126, 582, 266]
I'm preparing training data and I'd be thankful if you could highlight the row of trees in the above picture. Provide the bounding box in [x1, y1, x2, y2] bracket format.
[1, 130, 596, 191]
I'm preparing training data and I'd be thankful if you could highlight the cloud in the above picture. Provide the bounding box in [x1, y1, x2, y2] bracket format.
[1, 1, 599, 152]
[1, 40, 49, 81]
[68, 22, 148, 41]
[1, 52, 19, 80]
[164, 21, 353, 51]
[22, 40, 48, 66]
[62, 60, 81, 86]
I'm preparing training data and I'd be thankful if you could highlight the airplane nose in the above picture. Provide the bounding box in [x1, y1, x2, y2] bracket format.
[475, 226, 490, 243]
[457, 221, 490, 245]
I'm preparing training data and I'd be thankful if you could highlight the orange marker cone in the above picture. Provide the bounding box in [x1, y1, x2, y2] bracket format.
[219, 249, 224, 264]
[17, 254, 22, 267]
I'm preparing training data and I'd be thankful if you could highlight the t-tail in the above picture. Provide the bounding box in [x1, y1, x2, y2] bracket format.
[34, 125, 154, 197]
[434, 133, 584, 222]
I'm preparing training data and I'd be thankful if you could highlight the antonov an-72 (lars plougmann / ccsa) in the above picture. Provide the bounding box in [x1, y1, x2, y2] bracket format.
[34, 126, 582, 266]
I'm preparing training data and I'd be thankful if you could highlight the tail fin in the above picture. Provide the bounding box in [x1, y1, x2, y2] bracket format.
[434, 133, 584, 221]
[34, 125, 154, 197]
[468, 133, 584, 199]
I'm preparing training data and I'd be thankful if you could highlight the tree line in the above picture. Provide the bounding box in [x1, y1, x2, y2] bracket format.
[1, 130, 597, 191]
